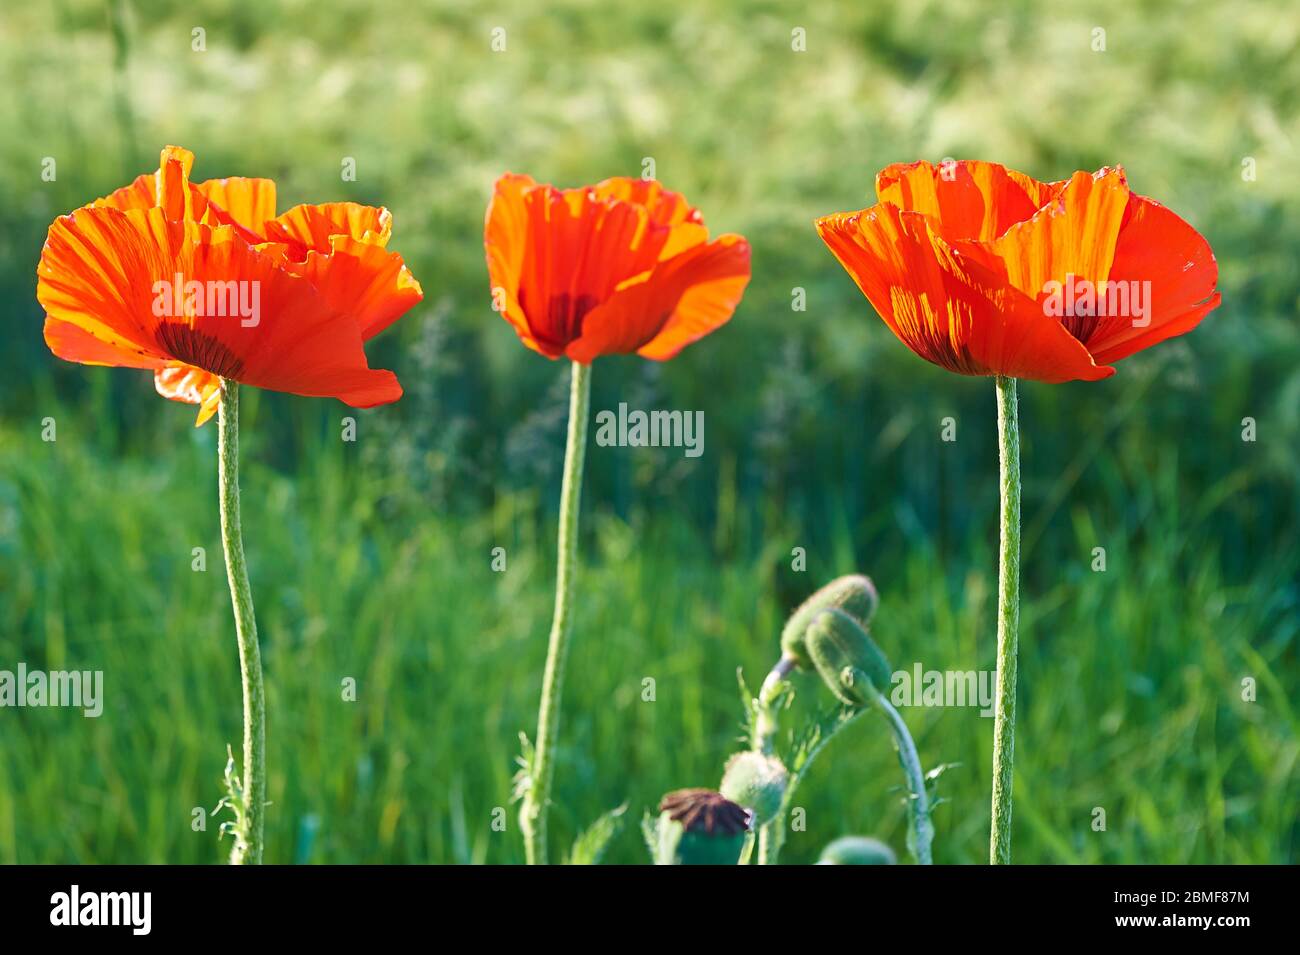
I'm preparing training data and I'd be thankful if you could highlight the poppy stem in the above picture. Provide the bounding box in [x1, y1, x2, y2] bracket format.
[759, 704, 873, 866]
[753, 658, 793, 865]
[870, 687, 934, 865]
[521, 359, 591, 865]
[989, 375, 1021, 864]
[217, 381, 266, 865]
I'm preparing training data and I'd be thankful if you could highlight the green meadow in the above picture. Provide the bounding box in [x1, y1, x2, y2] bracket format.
[0, 0, 1297, 863]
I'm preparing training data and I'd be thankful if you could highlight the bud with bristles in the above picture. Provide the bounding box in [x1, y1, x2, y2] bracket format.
[719, 752, 788, 826]
[655, 789, 750, 865]
[818, 835, 897, 865]
[806, 607, 892, 706]
[780, 575, 879, 668]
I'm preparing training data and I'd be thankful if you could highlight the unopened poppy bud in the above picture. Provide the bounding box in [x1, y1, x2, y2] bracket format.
[719, 752, 788, 826]
[806, 607, 892, 706]
[817, 835, 897, 865]
[655, 789, 750, 865]
[780, 575, 879, 668]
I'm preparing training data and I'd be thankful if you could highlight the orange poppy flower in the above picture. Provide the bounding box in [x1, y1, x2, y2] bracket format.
[38, 146, 422, 424]
[815, 161, 1220, 382]
[484, 174, 751, 362]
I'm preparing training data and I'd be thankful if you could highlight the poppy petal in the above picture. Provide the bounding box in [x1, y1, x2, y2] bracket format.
[566, 235, 750, 362]
[816, 204, 1112, 382]
[37, 205, 184, 363]
[263, 202, 392, 257]
[290, 234, 424, 340]
[484, 173, 560, 356]
[43, 317, 167, 369]
[592, 177, 709, 260]
[169, 220, 400, 407]
[1081, 195, 1221, 365]
[155, 145, 199, 223]
[504, 181, 668, 356]
[40, 204, 401, 410]
[486, 173, 747, 360]
[876, 160, 1057, 242]
[195, 177, 278, 237]
[95, 174, 159, 214]
[635, 236, 751, 360]
[41, 146, 417, 414]
[155, 364, 223, 426]
[986, 167, 1132, 303]
[94, 154, 210, 222]
[93, 156, 269, 244]
[182, 222, 403, 408]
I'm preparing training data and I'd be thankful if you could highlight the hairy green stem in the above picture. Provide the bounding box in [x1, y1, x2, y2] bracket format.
[752, 658, 793, 864]
[871, 689, 933, 865]
[754, 655, 935, 864]
[989, 375, 1021, 864]
[754, 816, 775, 863]
[521, 359, 591, 865]
[754, 657, 794, 756]
[759, 703, 869, 866]
[218, 382, 265, 865]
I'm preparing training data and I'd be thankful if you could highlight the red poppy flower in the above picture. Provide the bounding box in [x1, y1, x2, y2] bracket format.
[38, 146, 423, 424]
[484, 174, 751, 362]
[815, 161, 1220, 382]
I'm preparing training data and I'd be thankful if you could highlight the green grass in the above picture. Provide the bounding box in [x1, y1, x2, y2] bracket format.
[0, 0, 1297, 863]
[0, 394, 1295, 863]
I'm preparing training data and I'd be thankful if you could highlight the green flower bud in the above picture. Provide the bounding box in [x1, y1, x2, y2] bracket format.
[806, 607, 892, 706]
[818, 836, 897, 865]
[719, 752, 788, 826]
[655, 789, 750, 865]
[779, 575, 879, 668]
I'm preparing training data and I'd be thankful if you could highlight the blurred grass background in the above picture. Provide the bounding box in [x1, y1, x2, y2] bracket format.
[0, 0, 1297, 863]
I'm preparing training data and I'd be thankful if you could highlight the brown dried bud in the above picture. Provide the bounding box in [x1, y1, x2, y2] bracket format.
[655, 789, 750, 865]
